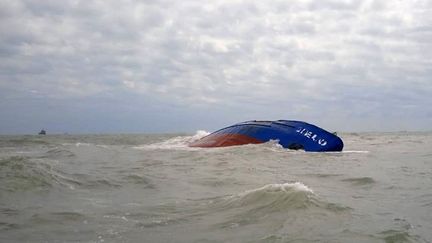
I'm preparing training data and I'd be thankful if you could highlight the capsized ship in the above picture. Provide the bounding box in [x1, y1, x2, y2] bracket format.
[189, 120, 343, 152]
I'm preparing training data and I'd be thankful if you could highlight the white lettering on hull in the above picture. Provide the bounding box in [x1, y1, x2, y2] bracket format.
[296, 128, 327, 146]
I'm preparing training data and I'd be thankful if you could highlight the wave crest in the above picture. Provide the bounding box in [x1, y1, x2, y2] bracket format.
[134, 130, 210, 150]
[242, 182, 313, 194]
[341, 177, 376, 186]
[201, 182, 352, 230]
[222, 183, 316, 212]
[0, 156, 79, 192]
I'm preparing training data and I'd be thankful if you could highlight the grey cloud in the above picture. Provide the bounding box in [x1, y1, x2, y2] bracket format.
[307, 0, 363, 11]
[1, 0, 431, 133]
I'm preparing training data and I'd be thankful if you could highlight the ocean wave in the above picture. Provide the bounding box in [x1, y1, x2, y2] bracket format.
[133, 130, 210, 150]
[250, 140, 287, 152]
[0, 156, 157, 191]
[67, 173, 121, 189]
[136, 216, 188, 228]
[0, 156, 80, 192]
[30, 211, 87, 225]
[341, 177, 376, 186]
[240, 182, 314, 195]
[122, 174, 155, 189]
[61, 172, 156, 190]
[204, 182, 351, 230]
[221, 182, 316, 211]
[304, 173, 343, 178]
[60, 142, 110, 150]
[42, 148, 75, 159]
[75, 142, 92, 147]
[61, 142, 96, 147]
[0, 137, 51, 147]
[0, 222, 21, 231]
[199, 182, 349, 217]
[340, 150, 370, 153]
[376, 229, 419, 242]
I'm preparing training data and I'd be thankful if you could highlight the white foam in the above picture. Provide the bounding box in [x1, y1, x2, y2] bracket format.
[261, 139, 283, 149]
[75, 143, 92, 147]
[134, 130, 210, 150]
[241, 182, 314, 196]
[62, 142, 108, 148]
[308, 150, 370, 154]
[340, 150, 370, 153]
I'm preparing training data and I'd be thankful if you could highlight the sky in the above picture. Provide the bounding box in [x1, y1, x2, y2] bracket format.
[1, 0, 432, 134]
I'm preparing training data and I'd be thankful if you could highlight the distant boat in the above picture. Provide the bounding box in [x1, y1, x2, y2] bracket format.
[38, 129, 46, 135]
[189, 120, 344, 152]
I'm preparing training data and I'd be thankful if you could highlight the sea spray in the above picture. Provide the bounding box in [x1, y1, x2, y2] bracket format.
[133, 130, 210, 150]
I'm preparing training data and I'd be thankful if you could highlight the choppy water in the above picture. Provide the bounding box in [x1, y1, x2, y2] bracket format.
[0, 132, 431, 243]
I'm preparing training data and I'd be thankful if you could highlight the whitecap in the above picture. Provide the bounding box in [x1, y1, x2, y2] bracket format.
[341, 150, 370, 153]
[133, 130, 210, 150]
[75, 143, 92, 147]
[313, 150, 370, 154]
[216, 182, 319, 214]
[240, 182, 314, 196]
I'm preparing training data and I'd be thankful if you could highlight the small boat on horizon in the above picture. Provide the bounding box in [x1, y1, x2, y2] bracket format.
[189, 120, 344, 152]
[38, 129, 46, 135]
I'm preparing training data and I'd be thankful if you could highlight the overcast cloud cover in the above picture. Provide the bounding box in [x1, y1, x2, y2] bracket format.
[1, 0, 431, 134]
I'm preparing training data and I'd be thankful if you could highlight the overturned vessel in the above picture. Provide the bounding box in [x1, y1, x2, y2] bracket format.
[189, 120, 343, 152]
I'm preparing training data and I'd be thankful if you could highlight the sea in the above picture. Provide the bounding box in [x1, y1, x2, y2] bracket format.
[0, 132, 431, 243]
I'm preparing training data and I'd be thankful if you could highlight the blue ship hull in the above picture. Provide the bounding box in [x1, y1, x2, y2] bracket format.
[189, 120, 344, 152]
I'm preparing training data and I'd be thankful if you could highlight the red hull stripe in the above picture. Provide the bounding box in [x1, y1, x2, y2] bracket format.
[189, 133, 262, 147]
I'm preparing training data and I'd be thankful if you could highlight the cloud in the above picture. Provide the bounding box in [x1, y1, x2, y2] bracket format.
[1, 0, 431, 133]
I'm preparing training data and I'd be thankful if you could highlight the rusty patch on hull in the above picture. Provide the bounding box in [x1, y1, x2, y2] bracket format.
[189, 133, 262, 147]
